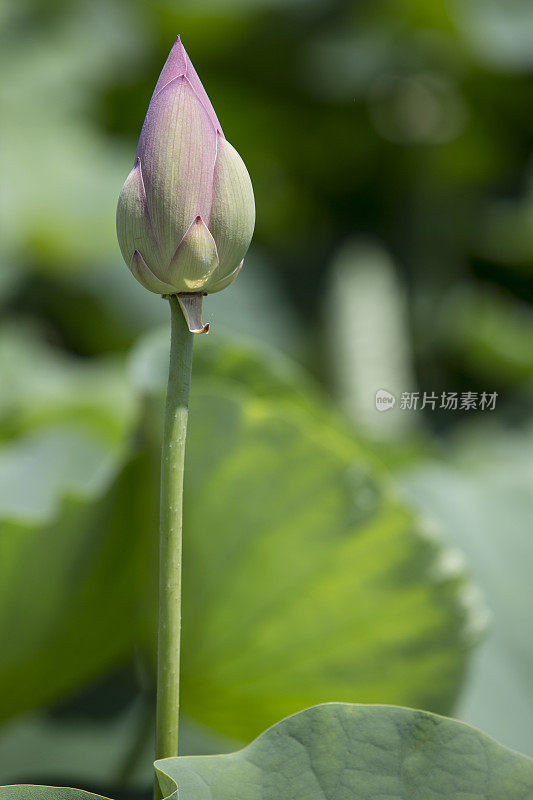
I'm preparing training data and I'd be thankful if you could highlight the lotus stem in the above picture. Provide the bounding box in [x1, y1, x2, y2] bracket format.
[155, 295, 194, 797]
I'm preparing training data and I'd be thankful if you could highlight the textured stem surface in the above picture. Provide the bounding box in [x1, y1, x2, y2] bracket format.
[155, 296, 194, 786]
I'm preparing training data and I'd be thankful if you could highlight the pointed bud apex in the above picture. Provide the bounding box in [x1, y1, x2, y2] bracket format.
[116, 37, 255, 309]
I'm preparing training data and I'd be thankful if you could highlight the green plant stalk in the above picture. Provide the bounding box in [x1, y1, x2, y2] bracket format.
[155, 296, 194, 789]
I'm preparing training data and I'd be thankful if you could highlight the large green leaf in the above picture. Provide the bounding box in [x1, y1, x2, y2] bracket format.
[155, 704, 533, 800]
[0, 434, 152, 722]
[0, 325, 147, 722]
[178, 386, 478, 741]
[0, 327, 483, 747]
[3, 704, 533, 800]
[133, 331, 484, 741]
[0, 789, 104, 800]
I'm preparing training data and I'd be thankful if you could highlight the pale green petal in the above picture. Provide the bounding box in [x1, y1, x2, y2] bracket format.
[137, 77, 217, 266]
[205, 259, 243, 294]
[116, 158, 162, 272]
[129, 250, 177, 294]
[168, 216, 218, 292]
[208, 136, 255, 278]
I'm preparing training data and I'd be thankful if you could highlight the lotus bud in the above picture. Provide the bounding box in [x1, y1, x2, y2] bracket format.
[116, 36, 255, 332]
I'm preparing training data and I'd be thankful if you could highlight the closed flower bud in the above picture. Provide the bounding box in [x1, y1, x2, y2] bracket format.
[116, 36, 255, 330]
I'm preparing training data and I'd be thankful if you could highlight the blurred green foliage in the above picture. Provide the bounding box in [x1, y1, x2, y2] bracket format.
[1, 0, 533, 795]
[401, 423, 533, 757]
[3, 0, 533, 365]
[0, 327, 481, 789]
